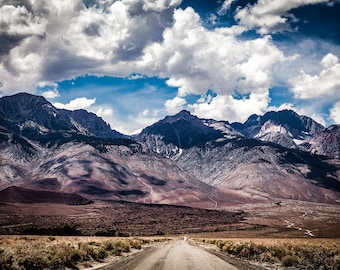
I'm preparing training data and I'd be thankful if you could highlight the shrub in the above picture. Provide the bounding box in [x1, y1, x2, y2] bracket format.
[281, 255, 299, 267]
[270, 245, 287, 260]
[103, 240, 115, 251]
[113, 240, 130, 256]
[333, 257, 340, 270]
[92, 247, 108, 262]
[206, 239, 340, 269]
[0, 248, 15, 270]
[19, 256, 49, 270]
[130, 238, 142, 250]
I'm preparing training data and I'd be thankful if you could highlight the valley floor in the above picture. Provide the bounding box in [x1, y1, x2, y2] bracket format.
[0, 199, 339, 238]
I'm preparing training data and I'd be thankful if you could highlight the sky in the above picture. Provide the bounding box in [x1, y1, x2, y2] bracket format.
[0, 0, 340, 134]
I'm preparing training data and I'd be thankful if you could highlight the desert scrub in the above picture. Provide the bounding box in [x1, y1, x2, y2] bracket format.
[0, 236, 155, 269]
[197, 238, 340, 269]
[78, 242, 108, 262]
[333, 257, 340, 270]
[112, 239, 131, 256]
[0, 248, 15, 270]
[281, 255, 299, 267]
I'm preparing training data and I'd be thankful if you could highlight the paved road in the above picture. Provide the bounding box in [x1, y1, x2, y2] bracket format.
[111, 240, 239, 270]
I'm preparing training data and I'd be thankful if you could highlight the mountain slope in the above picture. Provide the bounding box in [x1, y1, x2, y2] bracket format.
[0, 93, 124, 142]
[136, 110, 339, 203]
[137, 110, 235, 160]
[174, 138, 340, 203]
[231, 110, 325, 148]
[0, 186, 92, 205]
[305, 125, 340, 159]
[0, 93, 339, 207]
[0, 134, 237, 207]
[60, 109, 124, 138]
[138, 110, 224, 149]
[0, 93, 77, 138]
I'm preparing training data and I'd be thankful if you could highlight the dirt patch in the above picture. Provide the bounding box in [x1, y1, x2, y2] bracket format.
[0, 200, 244, 236]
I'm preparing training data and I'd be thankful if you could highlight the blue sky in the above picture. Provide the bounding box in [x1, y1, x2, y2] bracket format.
[0, 0, 340, 134]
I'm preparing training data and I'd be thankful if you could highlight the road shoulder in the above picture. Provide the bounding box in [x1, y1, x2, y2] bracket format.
[189, 240, 266, 270]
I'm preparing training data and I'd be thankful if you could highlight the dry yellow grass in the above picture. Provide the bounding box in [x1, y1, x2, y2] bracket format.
[0, 235, 172, 270]
[195, 237, 340, 249]
[193, 237, 340, 269]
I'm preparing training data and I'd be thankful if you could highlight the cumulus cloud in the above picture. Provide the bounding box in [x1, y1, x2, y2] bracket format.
[0, 4, 46, 55]
[1, 0, 338, 130]
[0, 0, 181, 92]
[164, 96, 186, 113]
[0, 1, 286, 97]
[330, 101, 340, 124]
[189, 92, 270, 123]
[268, 103, 295, 112]
[41, 89, 60, 99]
[235, 0, 332, 34]
[144, 8, 285, 97]
[290, 53, 340, 99]
[0, 1, 291, 125]
[139, 7, 285, 122]
[54, 97, 96, 110]
[218, 0, 235, 16]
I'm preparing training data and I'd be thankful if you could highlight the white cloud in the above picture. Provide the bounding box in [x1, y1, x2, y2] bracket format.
[1, 0, 338, 130]
[54, 97, 96, 110]
[41, 89, 60, 99]
[189, 92, 270, 123]
[290, 53, 340, 99]
[268, 103, 295, 112]
[0, 5, 46, 37]
[0, 1, 285, 101]
[95, 106, 114, 119]
[309, 113, 327, 126]
[330, 101, 340, 124]
[164, 96, 186, 114]
[0, 0, 181, 92]
[142, 7, 285, 99]
[218, 0, 235, 16]
[321, 53, 339, 69]
[235, 0, 331, 35]
[126, 109, 163, 135]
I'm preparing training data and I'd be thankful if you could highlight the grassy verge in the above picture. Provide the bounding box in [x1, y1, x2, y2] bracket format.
[0, 236, 171, 270]
[193, 238, 340, 269]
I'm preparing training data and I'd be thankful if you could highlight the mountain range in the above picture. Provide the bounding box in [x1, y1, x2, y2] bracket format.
[0, 93, 339, 207]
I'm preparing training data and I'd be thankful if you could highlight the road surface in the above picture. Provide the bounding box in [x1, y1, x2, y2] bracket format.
[108, 240, 239, 270]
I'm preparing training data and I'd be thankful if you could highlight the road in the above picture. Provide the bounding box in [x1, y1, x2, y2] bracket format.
[107, 240, 239, 270]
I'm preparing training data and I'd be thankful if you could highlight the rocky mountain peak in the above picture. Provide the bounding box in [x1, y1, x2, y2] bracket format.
[0, 93, 124, 142]
[306, 124, 340, 158]
[139, 110, 224, 149]
[61, 109, 124, 138]
[0, 93, 339, 207]
[163, 110, 196, 124]
[231, 109, 325, 148]
[0, 92, 54, 121]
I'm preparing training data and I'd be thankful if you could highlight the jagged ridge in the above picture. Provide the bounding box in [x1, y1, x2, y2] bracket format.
[0, 93, 339, 206]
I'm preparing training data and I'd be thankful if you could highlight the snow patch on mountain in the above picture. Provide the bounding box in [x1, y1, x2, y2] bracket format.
[203, 119, 242, 139]
[255, 120, 292, 138]
[20, 120, 50, 134]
